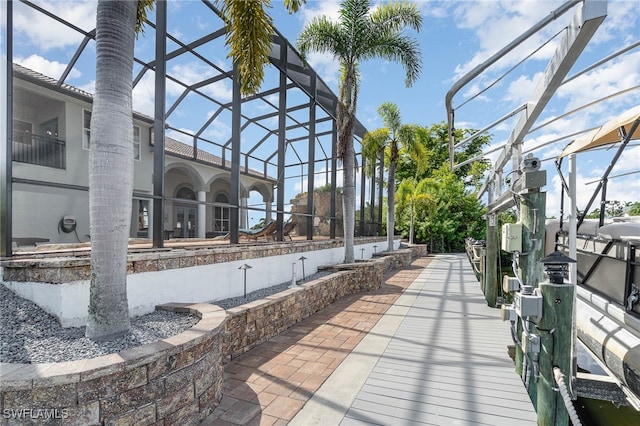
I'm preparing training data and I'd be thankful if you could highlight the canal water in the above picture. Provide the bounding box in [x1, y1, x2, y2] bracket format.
[575, 343, 640, 425]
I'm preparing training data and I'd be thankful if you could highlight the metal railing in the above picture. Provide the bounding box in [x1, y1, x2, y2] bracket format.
[12, 131, 66, 169]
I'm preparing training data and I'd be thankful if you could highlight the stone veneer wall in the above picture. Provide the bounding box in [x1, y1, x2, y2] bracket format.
[222, 246, 426, 360]
[1, 238, 389, 283]
[0, 246, 426, 425]
[0, 304, 227, 426]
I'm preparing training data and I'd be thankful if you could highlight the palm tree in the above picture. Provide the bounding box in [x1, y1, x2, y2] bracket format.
[85, 1, 141, 340]
[297, 0, 422, 262]
[86, 0, 153, 341]
[362, 102, 426, 251]
[85, 1, 300, 340]
[396, 178, 434, 244]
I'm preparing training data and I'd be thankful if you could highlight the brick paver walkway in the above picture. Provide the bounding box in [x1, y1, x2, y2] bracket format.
[203, 256, 432, 425]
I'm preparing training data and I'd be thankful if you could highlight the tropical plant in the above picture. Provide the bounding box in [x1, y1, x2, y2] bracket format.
[215, 0, 305, 95]
[409, 167, 486, 253]
[395, 122, 491, 187]
[396, 178, 434, 244]
[630, 202, 640, 216]
[362, 102, 426, 251]
[297, 0, 422, 262]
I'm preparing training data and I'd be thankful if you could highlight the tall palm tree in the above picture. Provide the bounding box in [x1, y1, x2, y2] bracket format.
[86, 0, 153, 341]
[297, 0, 422, 262]
[396, 178, 434, 244]
[85, 0, 299, 340]
[85, 1, 140, 340]
[362, 102, 426, 251]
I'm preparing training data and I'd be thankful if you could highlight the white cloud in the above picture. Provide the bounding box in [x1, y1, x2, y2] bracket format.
[169, 62, 233, 102]
[299, 0, 341, 26]
[14, 0, 96, 51]
[294, 165, 344, 193]
[504, 72, 542, 105]
[557, 52, 640, 112]
[451, 1, 573, 80]
[166, 129, 195, 145]
[305, 51, 341, 87]
[590, 0, 639, 46]
[15, 54, 81, 81]
[132, 73, 157, 117]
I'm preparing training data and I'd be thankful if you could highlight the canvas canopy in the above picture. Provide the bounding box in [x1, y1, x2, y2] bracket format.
[560, 105, 640, 157]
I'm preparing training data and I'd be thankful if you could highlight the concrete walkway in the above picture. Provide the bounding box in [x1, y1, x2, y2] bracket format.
[205, 254, 537, 425]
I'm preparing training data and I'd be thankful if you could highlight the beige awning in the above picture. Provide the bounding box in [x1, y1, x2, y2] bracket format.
[559, 105, 640, 158]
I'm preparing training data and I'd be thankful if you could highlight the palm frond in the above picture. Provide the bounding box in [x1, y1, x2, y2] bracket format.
[216, 0, 274, 96]
[297, 18, 344, 59]
[369, 1, 422, 34]
[364, 35, 422, 86]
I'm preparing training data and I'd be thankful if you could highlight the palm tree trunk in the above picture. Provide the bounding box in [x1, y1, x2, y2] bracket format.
[342, 135, 356, 263]
[338, 74, 357, 263]
[386, 150, 397, 252]
[409, 205, 414, 245]
[86, 0, 136, 341]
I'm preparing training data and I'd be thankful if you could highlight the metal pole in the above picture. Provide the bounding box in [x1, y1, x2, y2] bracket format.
[152, 0, 167, 249]
[1, 0, 13, 257]
[239, 264, 251, 297]
[306, 74, 316, 240]
[377, 152, 383, 236]
[330, 120, 337, 239]
[359, 156, 366, 236]
[276, 42, 287, 242]
[298, 256, 307, 281]
[229, 62, 241, 244]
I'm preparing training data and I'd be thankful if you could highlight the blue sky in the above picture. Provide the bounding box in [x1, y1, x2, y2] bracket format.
[6, 0, 640, 222]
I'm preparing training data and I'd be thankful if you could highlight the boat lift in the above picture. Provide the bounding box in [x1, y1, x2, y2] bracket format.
[446, 0, 640, 422]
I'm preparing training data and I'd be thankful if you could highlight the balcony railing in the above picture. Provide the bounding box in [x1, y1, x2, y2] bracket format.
[12, 131, 66, 169]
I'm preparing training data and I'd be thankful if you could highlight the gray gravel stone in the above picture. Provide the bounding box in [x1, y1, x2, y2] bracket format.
[1, 271, 330, 364]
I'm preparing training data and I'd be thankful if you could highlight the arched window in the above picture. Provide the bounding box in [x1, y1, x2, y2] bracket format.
[174, 187, 197, 238]
[214, 193, 230, 233]
[176, 187, 196, 200]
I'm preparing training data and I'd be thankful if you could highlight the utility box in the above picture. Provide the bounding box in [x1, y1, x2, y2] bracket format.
[503, 276, 520, 293]
[502, 223, 523, 252]
[521, 331, 540, 354]
[514, 289, 543, 321]
[522, 170, 547, 189]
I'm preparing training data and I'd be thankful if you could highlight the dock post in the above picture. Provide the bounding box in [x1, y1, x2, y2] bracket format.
[519, 191, 546, 400]
[484, 213, 499, 307]
[535, 252, 576, 426]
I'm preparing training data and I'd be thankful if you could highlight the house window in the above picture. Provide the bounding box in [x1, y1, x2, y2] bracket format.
[83, 109, 142, 160]
[13, 119, 32, 144]
[214, 193, 230, 233]
[137, 200, 149, 237]
[82, 110, 91, 149]
[133, 126, 141, 161]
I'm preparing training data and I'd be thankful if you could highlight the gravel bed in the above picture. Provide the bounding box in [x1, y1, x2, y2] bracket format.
[0, 271, 331, 364]
[211, 270, 331, 310]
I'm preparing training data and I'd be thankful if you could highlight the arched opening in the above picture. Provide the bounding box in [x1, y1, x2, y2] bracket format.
[213, 192, 230, 235]
[174, 187, 197, 238]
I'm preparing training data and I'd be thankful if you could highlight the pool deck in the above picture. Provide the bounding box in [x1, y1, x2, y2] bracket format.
[206, 253, 537, 425]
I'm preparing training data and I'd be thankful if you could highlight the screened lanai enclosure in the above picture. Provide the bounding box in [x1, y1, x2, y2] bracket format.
[0, 0, 388, 257]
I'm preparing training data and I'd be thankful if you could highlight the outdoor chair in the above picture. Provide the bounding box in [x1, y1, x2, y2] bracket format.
[280, 220, 297, 241]
[238, 220, 278, 241]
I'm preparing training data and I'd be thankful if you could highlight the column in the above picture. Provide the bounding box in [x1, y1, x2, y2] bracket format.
[197, 190, 206, 239]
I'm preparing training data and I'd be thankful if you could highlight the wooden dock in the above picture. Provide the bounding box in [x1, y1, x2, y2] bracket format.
[291, 253, 537, 425]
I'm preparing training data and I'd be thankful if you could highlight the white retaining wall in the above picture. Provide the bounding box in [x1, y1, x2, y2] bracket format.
[2, 240, 399, 327]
